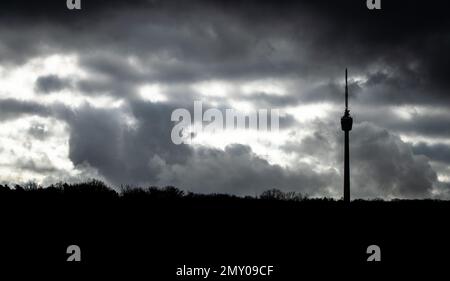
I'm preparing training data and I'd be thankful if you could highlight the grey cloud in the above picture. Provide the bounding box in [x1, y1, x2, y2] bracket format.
[35, 75, 72, 93]
[12, 98, 440, 199]
[0, 98, 50, 121]
[76, 77, 137, 98]
[282, 120, 439, 199]
[356, 107, 450, 139]
[61, 100, 333, 195]
[1, 0, 449, 199]
[79, 54, 145, 83]
[348, 123, 437, 199]
[63, 101, 192, 186]
[65, 105, 136, 184]
[158, 144, 336, 196]
[412, 142, 450, 165]
[242, 92, 300, 108]
[391, 114, 450, 138]
[434, 181, 450, 200]
[1, 0, 448, 108]
[27, 122, 49, 140]
[282, 130, 334, 162]
[15, 156, 57, 174]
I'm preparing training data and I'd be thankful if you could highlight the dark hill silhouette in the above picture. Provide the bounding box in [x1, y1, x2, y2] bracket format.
[0, 179, 449, 276]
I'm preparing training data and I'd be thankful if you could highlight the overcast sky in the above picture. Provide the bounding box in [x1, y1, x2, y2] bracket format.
[0, 0, 449, 199]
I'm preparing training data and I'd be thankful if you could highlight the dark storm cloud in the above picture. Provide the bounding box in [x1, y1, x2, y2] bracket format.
[35, 75, 72, 93]
[159, 144, 336, 196]
[354, 106, 450, 139]
[1, 0, 448, 105]
[390, 113, 450, 138]
[79, 54, 144, 83]
[74, 54, 147, 97]
[348, 123, 437, 199]
[62, 100, 192, 186]
[412, 142, 450, 165]
[0, 0, 151, 21]
[0, 99, 50, 121]
[1, 0, 450, 198]
[282, 120, 438, 199]
[56, 99, 329, 194]
[2, 96, 437, 199]
[64, 105, 138, 184]
[282, 130, 334, 162]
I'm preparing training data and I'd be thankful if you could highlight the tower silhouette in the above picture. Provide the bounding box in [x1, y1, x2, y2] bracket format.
[341, 69, 353, 203]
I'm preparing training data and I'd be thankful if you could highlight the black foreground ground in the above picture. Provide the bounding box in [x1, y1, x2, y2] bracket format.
[0, 181, 448, 278]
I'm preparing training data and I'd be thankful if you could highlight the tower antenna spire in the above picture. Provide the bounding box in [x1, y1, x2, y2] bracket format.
[345, 68, 348, 110]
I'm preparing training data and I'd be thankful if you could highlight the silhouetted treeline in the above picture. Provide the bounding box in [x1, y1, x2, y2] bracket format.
[0, 179, 448, 206]
[1, 179, 450, 269]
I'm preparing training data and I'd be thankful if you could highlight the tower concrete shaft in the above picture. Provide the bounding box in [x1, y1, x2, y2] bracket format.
[341, 68, 353, 203]
[344, 130, 350, 202]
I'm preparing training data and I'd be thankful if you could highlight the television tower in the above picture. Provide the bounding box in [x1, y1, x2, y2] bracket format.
[341, 68, 353, 203]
